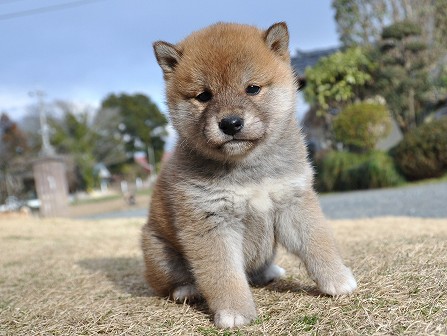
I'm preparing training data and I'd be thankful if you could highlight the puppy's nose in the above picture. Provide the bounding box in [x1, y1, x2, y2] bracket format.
[218, 116, 244, 136]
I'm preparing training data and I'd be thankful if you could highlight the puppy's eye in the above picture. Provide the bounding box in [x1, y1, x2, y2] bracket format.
[246, 85, 261, 95]
[195, 91, 212, 102]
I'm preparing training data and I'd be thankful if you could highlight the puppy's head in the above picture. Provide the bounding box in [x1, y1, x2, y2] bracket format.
[154, 22, 297, 161]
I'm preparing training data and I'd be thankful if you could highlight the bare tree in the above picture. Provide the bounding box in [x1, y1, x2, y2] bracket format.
[0, 113, 29, 202]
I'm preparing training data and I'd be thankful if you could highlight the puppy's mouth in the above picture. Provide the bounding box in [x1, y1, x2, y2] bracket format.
[217, 137, 259, 153]
[207, 129, 265, 154]
[220, 134, 261, 145]
[223, 137, 255, 144]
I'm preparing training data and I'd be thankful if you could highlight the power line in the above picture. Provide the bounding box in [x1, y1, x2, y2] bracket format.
[0, 0, 30, 5]
[0, 0, 108, 21]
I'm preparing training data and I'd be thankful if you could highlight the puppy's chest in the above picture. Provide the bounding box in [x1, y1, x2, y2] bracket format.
[187, 174, 309, 219]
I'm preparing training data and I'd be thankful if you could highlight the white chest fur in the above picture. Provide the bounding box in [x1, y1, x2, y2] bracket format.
[180, 166, 313, 220]
[224, 168, 313, 215]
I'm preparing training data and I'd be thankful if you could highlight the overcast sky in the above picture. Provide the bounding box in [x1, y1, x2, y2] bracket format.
[0, 0, 339, 122]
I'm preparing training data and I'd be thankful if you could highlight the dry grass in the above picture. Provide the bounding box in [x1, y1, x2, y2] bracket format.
[67, 193, 151, 218]
[0, 216, 446, 335]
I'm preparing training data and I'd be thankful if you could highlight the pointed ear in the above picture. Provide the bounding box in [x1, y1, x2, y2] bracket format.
[264, 22, 290, 61]
[153, 41, 182, 76]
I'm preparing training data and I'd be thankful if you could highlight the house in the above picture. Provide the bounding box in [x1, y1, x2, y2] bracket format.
[291, 47, 340, 153]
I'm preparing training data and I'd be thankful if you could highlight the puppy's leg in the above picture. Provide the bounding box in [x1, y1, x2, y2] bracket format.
[275, 190, 357, 296]
[180, 226, 257, 329]
[141, 224, 196, 299]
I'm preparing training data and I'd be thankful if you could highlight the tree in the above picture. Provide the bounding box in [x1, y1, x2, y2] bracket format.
[303, 47, 376, 150]
[332, 0, 447, 96]
[332, 1, 447, 128]
[100, 93, 168, 164]
[0, 113, 28, 202]
[0, 113, 28, 159]
[375, 20, 430, 133]
[49, 102, 98, 191]
[433, 0, 447, 50]
[304, 47, 375, 114]
[332, 0, 388, 46]
[20, 107, 42, 155]
[91, 107, 128, 166]
[332, 0, 447, 49]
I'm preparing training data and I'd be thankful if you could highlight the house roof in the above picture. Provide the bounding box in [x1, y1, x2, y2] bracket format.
[291, 47, 340, 75]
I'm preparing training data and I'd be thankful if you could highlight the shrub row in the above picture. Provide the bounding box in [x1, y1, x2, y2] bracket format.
[315, 151, 403, 192]
[315, 117, 447, 192]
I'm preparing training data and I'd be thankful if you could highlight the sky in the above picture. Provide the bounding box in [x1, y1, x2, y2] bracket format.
[0, 0, 340, 149]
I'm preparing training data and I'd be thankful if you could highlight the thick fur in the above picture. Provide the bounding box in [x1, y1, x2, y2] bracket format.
[142, 22, 357, 329]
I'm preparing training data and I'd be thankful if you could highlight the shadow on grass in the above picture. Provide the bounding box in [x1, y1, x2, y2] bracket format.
[78, 257, 152, 297]
[263, 279, 322, 297]
[77, 257, 211, 315]
[78, 257, 322, 320]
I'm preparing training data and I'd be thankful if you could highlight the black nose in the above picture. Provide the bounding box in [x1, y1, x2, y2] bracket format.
[218, 116, 244, 136]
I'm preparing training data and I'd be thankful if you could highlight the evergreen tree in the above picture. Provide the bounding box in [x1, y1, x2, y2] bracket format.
[375, 20, 430, 132]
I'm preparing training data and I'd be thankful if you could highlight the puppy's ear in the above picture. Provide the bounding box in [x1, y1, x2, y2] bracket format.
[153, 41, 182, 77]
[264, 22, 290, 61]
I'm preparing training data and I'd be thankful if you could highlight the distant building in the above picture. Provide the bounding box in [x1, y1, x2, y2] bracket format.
[291, 47, 340, 76]
[291, 47, 340, 151]
[425, 99, 447, 122]
[292, 48, 340, 122]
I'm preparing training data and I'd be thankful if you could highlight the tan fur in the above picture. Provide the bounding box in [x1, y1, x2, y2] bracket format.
[142, 22, 357, 329]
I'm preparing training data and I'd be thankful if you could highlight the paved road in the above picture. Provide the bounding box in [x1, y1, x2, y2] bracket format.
[81, 181, 447, 220]
[320, 181, 447, 219]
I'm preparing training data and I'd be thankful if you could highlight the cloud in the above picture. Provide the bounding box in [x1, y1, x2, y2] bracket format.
[0, 87, 36, 119]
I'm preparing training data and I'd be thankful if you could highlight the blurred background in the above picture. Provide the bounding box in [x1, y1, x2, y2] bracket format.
[1, 0, 446, 217]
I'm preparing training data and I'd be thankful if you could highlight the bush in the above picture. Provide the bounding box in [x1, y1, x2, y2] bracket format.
[316, 151, 403, 192]
[381, 20, 422, 40]
[391, 118, 447, 180]
[333, 102, 391, 152]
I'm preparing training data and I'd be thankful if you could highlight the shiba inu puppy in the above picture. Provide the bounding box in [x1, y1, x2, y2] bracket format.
[142, 22, 357, 329]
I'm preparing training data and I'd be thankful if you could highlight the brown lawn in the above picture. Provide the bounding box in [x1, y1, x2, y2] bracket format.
[0, 216, 446, 335]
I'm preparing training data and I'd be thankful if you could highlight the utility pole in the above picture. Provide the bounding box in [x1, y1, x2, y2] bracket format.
[29, 90, 55, 157]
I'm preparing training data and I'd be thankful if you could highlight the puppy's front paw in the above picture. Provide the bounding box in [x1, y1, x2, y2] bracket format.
[264, 264, 286, 282]
[172, 284, 200, 302]
[214, 309, 256, 329]
[316, 265, 357, 296]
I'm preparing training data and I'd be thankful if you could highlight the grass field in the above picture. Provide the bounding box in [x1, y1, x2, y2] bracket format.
[67, 190, 151, 218]
[0, 216, 446, 335]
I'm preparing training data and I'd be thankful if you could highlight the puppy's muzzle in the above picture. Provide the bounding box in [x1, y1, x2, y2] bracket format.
[218, 116, 244, 136]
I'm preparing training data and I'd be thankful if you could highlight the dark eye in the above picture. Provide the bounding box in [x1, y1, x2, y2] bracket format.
[195, 91, 212, 102]
[246, 85, 261, 95]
